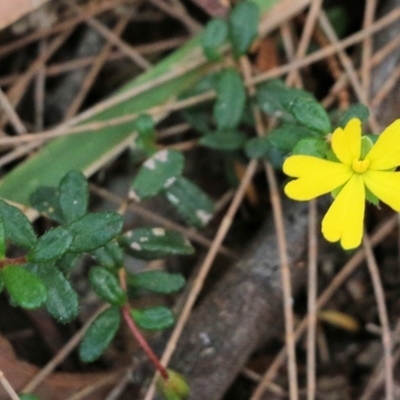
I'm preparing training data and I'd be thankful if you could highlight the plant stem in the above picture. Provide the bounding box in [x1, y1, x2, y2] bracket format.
[0, 256, 27, 268]
[121, 305, 169, 380]
[118, 269, 169, 381]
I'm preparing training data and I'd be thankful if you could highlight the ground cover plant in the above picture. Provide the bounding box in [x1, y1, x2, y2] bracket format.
[0, 1, 400, 400]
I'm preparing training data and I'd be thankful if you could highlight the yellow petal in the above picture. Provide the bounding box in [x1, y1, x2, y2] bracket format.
[322, 174, 365, 249]
[283, 156, 352, 200]
[363, 170, 400, 211]
[331, 118, 361, 165]
[365, 119, 400, 170]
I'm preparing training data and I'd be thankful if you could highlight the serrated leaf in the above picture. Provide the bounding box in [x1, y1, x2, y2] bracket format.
[201, 18, 228, 61]
[30, 264, 79, 323]
[127, 270, 185, 294]
[199, 130, 246, 150]
[292, 137, 329, 158]
[89, 266, 126, 306]
[164, 176, 214, 228]
[214, 69, 246, 130]
[29, 186, 64, 224]
[91, 241, 124, 269]
[59, 171, 88, 223]
[3, 265, 47, 309]
[256, 80, 313, 121]
[131, 306, 174, 331]
[339, 104, 369, 127]
[119, 228, 194, 260]
[229, 2, 260, 59]
[290, 97, 331, 133]
[0, 200, 36, 249]
[130, 150, 184, 201]
[27, 227, 73, 263]
[79, 306, 121, 362]
[68, 212, 123, 253]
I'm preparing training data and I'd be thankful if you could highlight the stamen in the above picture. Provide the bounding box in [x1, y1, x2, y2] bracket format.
[352, 158, 370, 173]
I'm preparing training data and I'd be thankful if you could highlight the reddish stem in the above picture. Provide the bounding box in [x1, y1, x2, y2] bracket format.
[0, 256, 27, 268]
[121, 305, 169, 380]
[118, 269, 169, 381]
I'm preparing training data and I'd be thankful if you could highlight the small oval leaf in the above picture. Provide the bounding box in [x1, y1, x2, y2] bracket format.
[290, 97, 331, 133]
[130, 150, 184, 201]
[3, 265, 47, 309]
[91, 241, 124, 269]
[201, 18, 228, 61]
[214, 69, 246, 130]
[164, 177, 214, 228]
[229, 2, 260, 58]
[131, 306, 174, 331]
[31, 264, 79, 323]
[59, 171, 88, 223]
[292, 137, 329, 158]
[68, 212, 123, 253]
[29, 186, 65, 224]
[0, 200, 36, 249]
[118, 228, 194, 260]
[199, 130, 246, 150]
[339, 104, 369, 127]
[79, 306, 121, 362]
[127, 271, 185, 294]
[89, 266, 126, 306]
[27, 227, 73, 263]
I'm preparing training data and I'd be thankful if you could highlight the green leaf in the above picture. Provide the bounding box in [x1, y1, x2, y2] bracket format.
[339, 104, 369, 127]
[19, 394, 42, 400]
[79, 306, 121, 362]
[134, 114, 157, 155]
[199, 130, 246, 150]
[119, 228, 194, 260]
[59, 171, 88, 223]
[214, 69, 246, 130]
[245, 137, 284, 167]
[245, 136, 271, 159]
[0, 200, 36, 249]
[157, 369, 190, 400]
[229, 1, 260, 59]
[290, 97, 331, 133]
[68, 212, 123, 253]
[89, 266, 126, 306]
[268, 125, 319, 152]
[164, 176, 214, 228]
[256, 80, 313, 121]
[0, 214, 6, 259]
[3, 265, 47, 309]
[0, 270, 3, 294]
[127, 270, 185, 294]
[56, 252, 80, 274]
[201, 18, 228, 61]
[27, 227, 73, 263]
[130, 150, 184, 201]
[131, 306, 174, 331]
[91, 241, 124, 269]
[292, 137, 329, 158]
[30, 264, 79, 323]
[29, 186, 64, 224]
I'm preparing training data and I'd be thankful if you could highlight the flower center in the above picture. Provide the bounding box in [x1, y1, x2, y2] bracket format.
[352, 158, 370, 173]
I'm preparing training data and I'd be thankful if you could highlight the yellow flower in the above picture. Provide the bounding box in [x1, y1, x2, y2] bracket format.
[283, 118, 400, 249]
